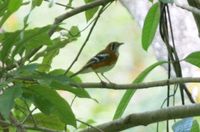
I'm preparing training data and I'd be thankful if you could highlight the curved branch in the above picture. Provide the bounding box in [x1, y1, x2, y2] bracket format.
[72, 77, 200, 89]
[175, 2, 200, 15]
[79, 104, 200, 132]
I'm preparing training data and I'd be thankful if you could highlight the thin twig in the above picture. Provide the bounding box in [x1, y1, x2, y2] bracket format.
[9, 114, 26, 132]
[22, 107, 37, 126]
[64, 6, 106, 75]
[76, 119, 104, 132]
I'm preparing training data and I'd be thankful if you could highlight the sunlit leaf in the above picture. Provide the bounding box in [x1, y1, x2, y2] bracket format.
[26, 113, 65, 130]
[38, 49, 59, 72]
[191, 120, 200, 132]
[8, 0, 22, 13]
[0, 0, 22, 26]
[67, 26, 81, 41]
[84, 0, 99, 21]
[113, 61, 166, 119]
[142, 2, 160, 51]
[185, 51, 200, 68]
[32, 0, 43, 8]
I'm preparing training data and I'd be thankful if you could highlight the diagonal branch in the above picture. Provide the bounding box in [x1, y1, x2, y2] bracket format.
[79, 104, 200, 132]
[64, 5, 106, 75]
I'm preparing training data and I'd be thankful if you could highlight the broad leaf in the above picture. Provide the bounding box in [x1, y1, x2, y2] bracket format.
[48, 69, 91, 98]
[113, 61, 166, 119]
[84, 0, 99, 21]
[26, 113, 65, 130]
[23, 85, 76, 127]
[0, 86, 22, 119]
[185, 51, 200, 68]
[142, 2, 160, 51]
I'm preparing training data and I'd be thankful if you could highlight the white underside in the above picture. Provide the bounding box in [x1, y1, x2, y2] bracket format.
[81, 64, 115, 74]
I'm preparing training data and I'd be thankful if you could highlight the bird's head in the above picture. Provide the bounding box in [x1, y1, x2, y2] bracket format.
[106, 42, 124, 53]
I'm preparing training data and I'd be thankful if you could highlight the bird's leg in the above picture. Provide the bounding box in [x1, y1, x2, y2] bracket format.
[94, 71, 107, 86]
[101, 73, 113, 84]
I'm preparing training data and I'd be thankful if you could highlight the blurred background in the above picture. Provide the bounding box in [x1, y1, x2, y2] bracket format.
[2, 0, 183, 131]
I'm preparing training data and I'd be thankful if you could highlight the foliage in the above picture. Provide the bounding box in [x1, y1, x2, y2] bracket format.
[0, 0, 199, 131]
[113, 61, 166, 119]
[142, 2, 160, 51]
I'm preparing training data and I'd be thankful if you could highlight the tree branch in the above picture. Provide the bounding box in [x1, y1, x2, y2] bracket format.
[175, 2, 200, 15]
[72, 77, 200, 90]
[79, 104, 200, 132]
[48, 0, 113, 36]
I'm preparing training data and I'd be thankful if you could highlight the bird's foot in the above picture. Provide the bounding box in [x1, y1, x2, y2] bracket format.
[100, 81, 107, 87]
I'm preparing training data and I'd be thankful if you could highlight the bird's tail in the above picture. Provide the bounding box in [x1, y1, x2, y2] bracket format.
[70, 69, 83, 78]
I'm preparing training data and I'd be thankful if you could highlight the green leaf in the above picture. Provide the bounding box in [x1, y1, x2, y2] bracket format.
[160, 0, 174, 3]
[0, 1, 9, 17]
[26, 113, 65, 130]
[67, 26, 81, 41]
[38, 49, 59, 72]
[13, 98, 29, 120]
[0, 32, 18, 62]
[172, 118, 194, 132]
[142, 2, 160, 51]
[44, 69, 91, 98]
[67, 0, 73, 8]
[184, 51, 200, 68]
[0, 86, 22, 119]
[23, 85, 76, 127]
[14, 63, 40, 77]
[11, 26, 52, 58]
[0, 0, 22, 26]
[191, 120, 200, 132]
[84, 0, 99, 21]
[8, 0, 22, 13]
[32, 0, 43, 8]
[113, 61, 166, 119]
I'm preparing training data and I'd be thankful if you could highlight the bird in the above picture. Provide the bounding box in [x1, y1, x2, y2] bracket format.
[70, 41, 124, 83]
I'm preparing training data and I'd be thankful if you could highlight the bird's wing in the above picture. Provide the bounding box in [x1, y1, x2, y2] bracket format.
[84, 53, 110, 68]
